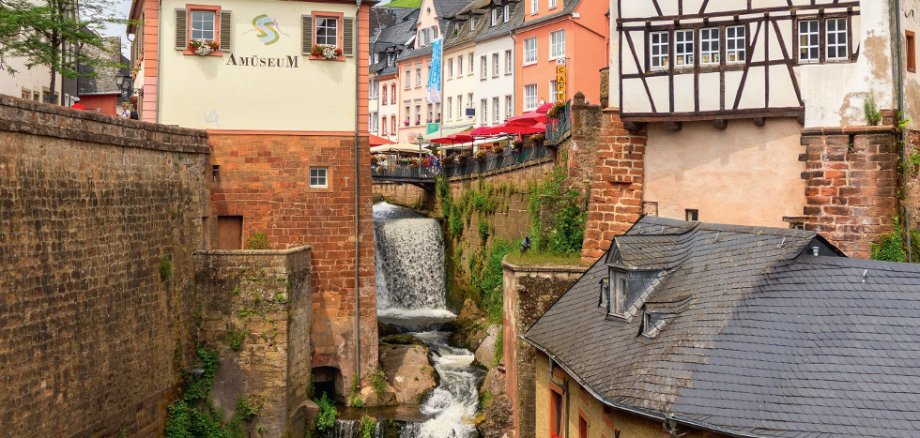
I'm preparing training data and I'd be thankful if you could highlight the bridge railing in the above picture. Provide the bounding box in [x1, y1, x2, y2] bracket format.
[371, 162, 442, 181]
[371, 143, 552, 183]
[546, 101, 572, 144]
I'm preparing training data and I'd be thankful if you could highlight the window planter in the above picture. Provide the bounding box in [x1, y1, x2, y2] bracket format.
[310, 45, 343, 61]
[187, 39, 220, 56]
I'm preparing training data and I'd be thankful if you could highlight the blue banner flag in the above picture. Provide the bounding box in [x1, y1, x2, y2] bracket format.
[427, 38, 443, 104]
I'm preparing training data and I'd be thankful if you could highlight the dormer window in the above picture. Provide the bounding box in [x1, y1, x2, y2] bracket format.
[503, 5, 510, 23]
[600, 269, 628, 316]
[470, 17, 476, 31]
[491, 8, 499, 26]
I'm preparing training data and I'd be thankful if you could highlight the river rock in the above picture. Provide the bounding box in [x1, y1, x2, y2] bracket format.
[477, 393, 513, 438]
[475, 325, 501, 368]
[450, 299, 488, 351]
[379, 343, 437, 404]
[480, 365, 506, 400]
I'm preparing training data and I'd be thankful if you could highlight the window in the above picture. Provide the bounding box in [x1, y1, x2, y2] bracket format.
[370, 79, 379, 99]
[480, 99, 488, 125]
[550, 30, 565, 60]
[524, 84, 538, 110]
[390, 84, 396, 104]
[650, 31, 669, 70]
[458, 95, 463, 117]
[467, 92, 474, 113]
[427, 103, 433, 122]
[447, 58, 454, 79]
[309, 168, 328, 188]
[726, 25, 746, 63]
[315, 16, 338, 47]
[481, 55, 488, 79]
[505, 95, 513, 118]
[798, 20, 820, 63]
[826, 18, 848, 60]
[505, 50, 512, 75]
[549, 390, 563, 437]
[491, 8, 499, 26]
[549, 0, 557, 8]
[415, 105, 421, 124]
[468, 53, 474, 75]
[503, 5, 510, 22]
[381, 116, 387, 135]
[549, 80, 559, 103]
[686, 209, 699, 221]
[21, 89, 30, 100]
[404, 68, 411, 89]
[579, 416, 588, 438]
[492, 53, 499, 77]
[447, 96, 453, 119]
[530, 0, 538, 15]
[470, 17, 476, 31]
[190, 10, 216, 41]
[212, 165, 220, 182]
[524, 37, 537, 64]
[700, 28, 720, 65]
[909, 31, 917, 73]
[390, 116, 396, 134]
[674, 29, 694, 67]
[458, 55, 464, 75]
[493, 97, 500, 123]
[416, 68, 422, 87]
[382, 84, 387, 104]
[610, 270, 627, 315]
[370, 111, 378, 133]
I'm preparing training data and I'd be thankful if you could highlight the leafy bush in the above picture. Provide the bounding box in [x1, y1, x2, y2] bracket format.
[371, 368, 388, 398]
[159, 255, 173, 282]
[864, 94, 882, 126]
[245, 233, 269, 250]
[360, 416, 376, 438]
[871, 217, 920, 263]
[315, 393, 337, 432]
[226, 328, 248, 352]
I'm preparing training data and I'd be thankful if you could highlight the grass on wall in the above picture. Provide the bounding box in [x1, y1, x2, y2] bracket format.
[385, 0, 421, 8]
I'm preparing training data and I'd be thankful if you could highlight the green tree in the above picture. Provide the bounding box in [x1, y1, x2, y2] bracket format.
[0, 0, 125, 104]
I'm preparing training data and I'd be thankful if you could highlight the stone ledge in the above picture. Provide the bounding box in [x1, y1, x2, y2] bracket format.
[447, 157, 554, 183]
[502, 259, 590, 274]
[801, 125, 898, 136]
[195, 246, 313, 257]
[0, 95, 209, 154]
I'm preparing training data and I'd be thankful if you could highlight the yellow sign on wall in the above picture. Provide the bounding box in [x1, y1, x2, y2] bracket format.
[556, 65, 567, 101]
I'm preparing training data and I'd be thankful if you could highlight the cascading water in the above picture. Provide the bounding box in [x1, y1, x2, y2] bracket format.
[329, 418, 382, 438]
[373, 203, 483, 438]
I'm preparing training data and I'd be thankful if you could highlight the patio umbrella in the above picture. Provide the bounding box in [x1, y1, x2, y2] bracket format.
[431, 134, 475, 145]
[494, 123, 546, 136]
[471, 125, 504, 136]
[535, 102, 554, 114]
[507, 112, 548, 126]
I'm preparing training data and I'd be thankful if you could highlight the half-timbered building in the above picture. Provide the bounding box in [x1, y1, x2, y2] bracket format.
[589, 0, 920, 259]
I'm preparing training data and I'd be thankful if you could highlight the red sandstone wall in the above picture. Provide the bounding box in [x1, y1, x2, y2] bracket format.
[208, 133, 378, 387]
[581, 110, 647, 263]
[799, 127, 900, 258]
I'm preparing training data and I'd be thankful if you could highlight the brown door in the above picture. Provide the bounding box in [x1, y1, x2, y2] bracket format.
[216, 216, 243, 249]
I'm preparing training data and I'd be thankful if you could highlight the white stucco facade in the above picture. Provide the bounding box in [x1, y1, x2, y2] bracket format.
[474, 34, 516, 125]
[0, 57, 63, 103]
[441, 43, 477, 134]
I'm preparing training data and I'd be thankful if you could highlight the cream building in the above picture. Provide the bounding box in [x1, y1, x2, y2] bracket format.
[472, 0, 521, 126]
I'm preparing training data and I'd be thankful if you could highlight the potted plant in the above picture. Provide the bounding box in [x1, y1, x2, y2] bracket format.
[529, 133, 546, 144]
[188, 39, 219, 56]
[311, 44, 342, 60]
[547, 101, 567, 119]
[473, 150, 487, 161]
[404, 119, 410, 127]
[370, 155, 381, 166]
[441, 155, 455, 166]
[493, 143, 505, 155]
[511, 138, 523, 150]
[457, 154, 469, 165]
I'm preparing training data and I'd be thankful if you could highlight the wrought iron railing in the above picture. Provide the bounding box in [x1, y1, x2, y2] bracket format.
[371, 143, 552, 182]
[546, 101, 572, 144]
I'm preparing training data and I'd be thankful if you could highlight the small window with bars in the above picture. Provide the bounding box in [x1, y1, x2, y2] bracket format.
[798, 20, 820, 63]
[700, 28, 720, 65]
[726, 25, 746, 63]
[674, 29, 694, 67]
[650, 31, 669, 70]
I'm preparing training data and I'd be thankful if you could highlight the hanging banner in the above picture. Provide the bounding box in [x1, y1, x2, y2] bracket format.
[427, 38, 443, 104]
[556, 65, 568, 102]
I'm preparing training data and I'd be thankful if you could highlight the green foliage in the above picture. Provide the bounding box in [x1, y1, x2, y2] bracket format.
[159, 255, 173, 282]
[471, 241, 513, 324]
[273, 293, 287, 304]
[371, 368, 388, 398]
[527, 166, 587, 257]
[385, 0, 421, 7]
[360, 416, 377, 438]
[479, 390, 493, 410]
[493, 329, 503, 367]
[246, 233, 269, 250]
[314, 393, 338, 432]
[347, 376, 364, 408]
[448, 206, 464, 238]
[478, 216, 492, 245]
[226, 328, 248, 352]
[864, 94, 882, 126]
[871, 217, 920, 263]
[166, 348, 260, 438]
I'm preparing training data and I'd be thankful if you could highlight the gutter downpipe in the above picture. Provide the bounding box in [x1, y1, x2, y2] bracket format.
[354, 0, 364, 384]
[895, 0, 914, 262]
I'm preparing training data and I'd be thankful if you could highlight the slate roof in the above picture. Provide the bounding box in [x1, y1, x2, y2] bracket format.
[475, 0, 523, 43]
[77, 36, 128, 96]
[515, 0, 581, 31]
[524, 216, 920, 438]
[370, 7, 420, 75]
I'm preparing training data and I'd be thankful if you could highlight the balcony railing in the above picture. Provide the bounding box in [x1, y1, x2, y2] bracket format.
[546, 101, 572, 144]
[371, 143, 552, 183]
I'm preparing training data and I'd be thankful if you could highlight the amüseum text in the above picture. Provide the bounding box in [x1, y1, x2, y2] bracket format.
[225, 54, 299, 68]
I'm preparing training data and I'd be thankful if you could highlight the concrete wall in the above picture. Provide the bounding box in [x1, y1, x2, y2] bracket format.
[644, 119, 806, 228]
[504, 263, 588, 438]
[194, 247, 312, 438]
[0, 96, 210, 437]
[208, 132, 378, 392]
[533, 353, 729, 438]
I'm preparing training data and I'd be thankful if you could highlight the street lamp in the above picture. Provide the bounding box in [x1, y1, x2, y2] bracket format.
[417, 134, 424, 162]
[116, 74, 143, 97]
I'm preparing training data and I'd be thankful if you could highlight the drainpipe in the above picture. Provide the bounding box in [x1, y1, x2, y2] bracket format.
[354, 0, 364, 384]
[895, 0, 914, 262]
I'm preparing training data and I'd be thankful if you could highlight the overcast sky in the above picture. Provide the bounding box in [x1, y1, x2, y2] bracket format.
[97, 0, 133, 55]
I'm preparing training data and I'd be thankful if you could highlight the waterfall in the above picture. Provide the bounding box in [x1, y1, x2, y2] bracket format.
[329, 418, 382, 438]
[373, 203, 483, 438]
[374, 202, 453, 320]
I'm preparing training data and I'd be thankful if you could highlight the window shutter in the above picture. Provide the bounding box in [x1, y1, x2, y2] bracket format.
[175, 9, 187, 50]
[220, 10, 232, 52]
[343, 17, 355, 57]
[302, 15, 314, 55]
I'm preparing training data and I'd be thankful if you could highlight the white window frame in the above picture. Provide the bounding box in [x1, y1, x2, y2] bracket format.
[674, 29, 694, 67]
[468, 53, 474, 75]
[492, 97, 500, 123]
[447, 96, 453, 120]
[826, 17, 848, 60]
[549, 0, 557, 9]
[458, 55, 464, 75]
[309, 167, 329, 189]
[492, 53, 500, 77]
[798, 19, 820, 63]
[458, 95, 463, 117]
[700, 27, 720, 65]
[315, 16, 339, 47]
[549, 80, 558, 103]
[447, 58, 454, 79]
[524, 84, 538, 110]
[609, 270, 628, 316]
[481, 55, 488, 80]
[726, 25, 746, 64]
[524, 37, 537, 65]
[650, 31, 669, 71]
[491, 8, 499, 26]
[480, 99, 488, 126]
[190, 10, 216, 41]
[503, 4, 510, 22]
[550, 30, 565, 60]
[470, 17, 476, 31]
[505, 95, 513, 118]
[505, 50, 513, 75]
[530, 0, 538, 14]
[404, 68, 411, 89]
[415, 68, 422, 87]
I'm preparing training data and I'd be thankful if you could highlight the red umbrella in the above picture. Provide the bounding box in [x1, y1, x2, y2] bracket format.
[507, 112, 548, 126]
[431, 134, 475, 145]
[471, 126, 503, 136]
[369, 134, 396, 147]
[535, 103, 554, 114]
[494, 123, 546, 135]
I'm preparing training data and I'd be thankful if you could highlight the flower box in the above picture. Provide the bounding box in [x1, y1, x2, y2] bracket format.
[188, 39, 219, 56]
[310, 44, 343, 60]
